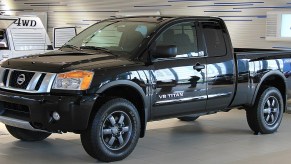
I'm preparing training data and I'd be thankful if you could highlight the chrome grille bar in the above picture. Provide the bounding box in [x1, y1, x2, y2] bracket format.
[0, 68, 6, 87]
[0, 67, 56, 93]
[26, 72, 42, 90]
[5, 69, 12, 87]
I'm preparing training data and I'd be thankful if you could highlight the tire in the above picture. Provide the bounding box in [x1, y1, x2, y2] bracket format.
[80, 98, 141, 162]
[6, 125, 51, 141]
[246, 87, 284, 134]
[177, 115, 199, 122]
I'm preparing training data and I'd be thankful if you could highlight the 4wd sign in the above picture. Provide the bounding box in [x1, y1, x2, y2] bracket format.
[9, 17, 44, 29]
[14, 18, 36, 27]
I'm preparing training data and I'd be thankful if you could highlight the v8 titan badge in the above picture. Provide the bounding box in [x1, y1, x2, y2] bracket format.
[158, 92, 184, 99]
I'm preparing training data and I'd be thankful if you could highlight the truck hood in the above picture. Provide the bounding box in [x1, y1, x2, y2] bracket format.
[1, 50, 139, 73]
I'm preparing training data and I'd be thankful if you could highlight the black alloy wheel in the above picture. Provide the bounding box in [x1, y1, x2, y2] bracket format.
[101, 111, 132, 151]
[246, 87, 283, 134]
[262, 96, 280, 126]
[80, 98, 141, 162]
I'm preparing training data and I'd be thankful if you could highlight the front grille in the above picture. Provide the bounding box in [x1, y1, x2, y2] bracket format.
[3, 102, 29, 114]
[9, 70, 35, 89]
[0, 68, 56, 93]
[0, 101, 30, 119]
[35, 73, 46, 90]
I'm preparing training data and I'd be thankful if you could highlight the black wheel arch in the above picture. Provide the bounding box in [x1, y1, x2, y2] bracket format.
[250, 70, 287, 111]
[93, 80, 150, 138]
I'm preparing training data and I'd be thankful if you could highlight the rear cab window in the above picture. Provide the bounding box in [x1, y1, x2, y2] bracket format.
[200, 21, 227, 57]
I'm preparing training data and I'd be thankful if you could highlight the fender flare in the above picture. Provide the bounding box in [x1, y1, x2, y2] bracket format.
[250, 70, 286, 106]
[97, 80, 146, 98]
[96, 80, 149, 138]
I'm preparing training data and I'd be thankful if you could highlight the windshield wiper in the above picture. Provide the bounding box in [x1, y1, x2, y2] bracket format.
[80, 46, 115, 55]
[61, 44, 81, 51]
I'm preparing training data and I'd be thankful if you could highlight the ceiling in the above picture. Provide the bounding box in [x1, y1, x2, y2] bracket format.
[2, 0, 291, 49]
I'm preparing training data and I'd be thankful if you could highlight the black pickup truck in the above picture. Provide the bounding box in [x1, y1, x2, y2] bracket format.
[0, 16, 290, 162]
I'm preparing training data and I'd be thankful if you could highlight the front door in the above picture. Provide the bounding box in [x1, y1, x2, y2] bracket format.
[150, 21, 207, 119]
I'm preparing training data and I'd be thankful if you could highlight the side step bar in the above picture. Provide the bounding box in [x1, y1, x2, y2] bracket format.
[0, 116, 49, 133]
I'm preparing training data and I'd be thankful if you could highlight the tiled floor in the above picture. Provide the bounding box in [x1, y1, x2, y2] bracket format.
[0, 109, 291, 164]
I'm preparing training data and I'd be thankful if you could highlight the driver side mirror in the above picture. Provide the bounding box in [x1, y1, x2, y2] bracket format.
[151, 45, 177, 58]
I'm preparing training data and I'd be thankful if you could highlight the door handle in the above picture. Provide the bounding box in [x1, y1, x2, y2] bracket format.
[193, 63, 205, 72]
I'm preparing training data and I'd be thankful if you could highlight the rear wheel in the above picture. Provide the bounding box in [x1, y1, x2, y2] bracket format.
[80, 98, 141, 162]
[6, 125, 51, 141]
[178, 115, 199, 122]
[246, 87, 284, 134]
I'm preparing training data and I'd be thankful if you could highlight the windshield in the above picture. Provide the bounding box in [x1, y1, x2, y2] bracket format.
[63, 20, 157, 56]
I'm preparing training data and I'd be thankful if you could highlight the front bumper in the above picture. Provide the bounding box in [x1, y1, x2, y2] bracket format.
[0, 90, 98, 132]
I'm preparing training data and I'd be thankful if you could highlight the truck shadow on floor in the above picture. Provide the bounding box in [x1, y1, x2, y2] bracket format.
[1, 123, 254, 163]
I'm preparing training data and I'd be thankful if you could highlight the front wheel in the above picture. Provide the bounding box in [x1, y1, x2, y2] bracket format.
[246, 87, 284, 134]
[6, 125, 51, 141]
[80, 98, 141, 162]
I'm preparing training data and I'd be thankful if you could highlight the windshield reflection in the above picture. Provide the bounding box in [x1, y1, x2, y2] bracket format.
[62, 20, 157, 56]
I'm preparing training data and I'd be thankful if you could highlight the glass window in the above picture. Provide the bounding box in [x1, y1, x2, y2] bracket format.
[65, 21, 157, 55]
[82, 24, 123, 48]
[201, 21, 227, 57]
[154, 22, 199, 58]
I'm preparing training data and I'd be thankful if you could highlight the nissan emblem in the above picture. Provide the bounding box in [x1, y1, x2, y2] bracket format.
[17, 74, 26, 85]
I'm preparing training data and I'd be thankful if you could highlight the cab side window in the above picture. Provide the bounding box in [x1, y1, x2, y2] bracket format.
[154, 22, 200, 58]
[201, 21, 227, 57]
[0, 30, 8, 50]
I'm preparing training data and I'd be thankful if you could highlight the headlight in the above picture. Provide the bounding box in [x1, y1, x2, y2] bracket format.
[52, 70, 94, 90]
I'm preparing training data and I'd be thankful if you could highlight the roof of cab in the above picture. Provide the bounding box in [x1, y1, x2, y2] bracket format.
[104, 15, 222, 24]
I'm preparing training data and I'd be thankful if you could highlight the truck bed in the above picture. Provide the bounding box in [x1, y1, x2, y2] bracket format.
[234, 48, 291, 59]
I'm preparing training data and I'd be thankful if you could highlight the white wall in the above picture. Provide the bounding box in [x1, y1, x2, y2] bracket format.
[1, 0, 291, 49]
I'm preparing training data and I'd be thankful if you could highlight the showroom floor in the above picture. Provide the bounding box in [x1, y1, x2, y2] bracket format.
[0, 109, 291, 164]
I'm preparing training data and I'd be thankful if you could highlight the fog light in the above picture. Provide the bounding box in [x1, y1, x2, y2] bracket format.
[52, 112, 60, 121]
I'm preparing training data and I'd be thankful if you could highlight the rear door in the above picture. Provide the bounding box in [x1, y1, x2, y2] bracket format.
[200, 20, 236, 111]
